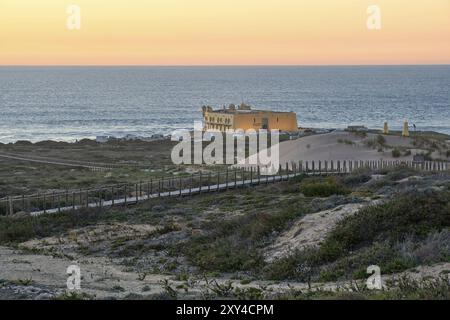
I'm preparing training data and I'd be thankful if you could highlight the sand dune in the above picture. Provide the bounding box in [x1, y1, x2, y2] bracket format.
[241, 131, 416, 167]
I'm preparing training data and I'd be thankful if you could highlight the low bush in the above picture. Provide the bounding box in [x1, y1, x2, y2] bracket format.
[264, 190, 450, 281]
[343, 170, 372, 187]
[377, 135, 386, 145]
[392, 149, 401, 158]
[300, 177, 350, 197]
[321, 191, 450, 258]
[183, 202, 312, 273]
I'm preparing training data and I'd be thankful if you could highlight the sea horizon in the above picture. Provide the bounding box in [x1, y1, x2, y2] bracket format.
[1, 65, 449, 143]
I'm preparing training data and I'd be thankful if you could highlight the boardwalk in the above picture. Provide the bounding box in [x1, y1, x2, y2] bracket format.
[29, 173, 294, 216]
[1, 159, 448, 217]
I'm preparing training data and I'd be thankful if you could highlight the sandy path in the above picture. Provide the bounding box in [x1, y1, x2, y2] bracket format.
[1, 245, 448, 299]
[265, 199, 383, 262]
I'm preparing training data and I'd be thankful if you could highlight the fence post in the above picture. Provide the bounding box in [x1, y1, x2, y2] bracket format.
[258, 166, 261, 184]
[218, 171, 221, 191]
[285, 163, 289, 179]
[9, 197, 13, 216]
[189, 175, 192, 196]
[225, 167, 229, 189]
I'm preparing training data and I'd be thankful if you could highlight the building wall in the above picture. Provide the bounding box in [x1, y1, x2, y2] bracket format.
[203, 110, 298, 132]
[233, 112, 298, 132]
[204, 111, 234, 131]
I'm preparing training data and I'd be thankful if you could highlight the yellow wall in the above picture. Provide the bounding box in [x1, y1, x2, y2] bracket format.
[204, 111, 298, 132]
[233, 112, 298, 132]
[204, 112, 234, 131]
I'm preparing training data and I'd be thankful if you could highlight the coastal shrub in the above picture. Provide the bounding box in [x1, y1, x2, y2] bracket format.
[264, 190, 450, 281]
[185, 238, 264, 272]
[274, 276, 450, 300]
[343, 170, 372, 187]
[365, 139, 377, 149]
[391, 148, 401, 158]
[319, 191, 450, 258]
[337, 139, 354, 145]
[352, 131, 367, 138]
[299, 177, 350, 197]
[0, 207, 128, 244]
[387, 276, 450, 300]
[184, 203, 311, 273]
[377, 135, 386, 145]
[384, 166, 418, 181]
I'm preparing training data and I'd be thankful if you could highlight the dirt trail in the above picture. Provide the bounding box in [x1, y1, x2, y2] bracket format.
[264, 200, 382, 262]
[1, 245, 449, 299]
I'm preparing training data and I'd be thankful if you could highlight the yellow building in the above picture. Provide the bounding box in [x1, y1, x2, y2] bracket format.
[202, 104, 298, 132]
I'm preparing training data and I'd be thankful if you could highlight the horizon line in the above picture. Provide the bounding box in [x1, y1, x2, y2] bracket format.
[1, 63, 450, 67]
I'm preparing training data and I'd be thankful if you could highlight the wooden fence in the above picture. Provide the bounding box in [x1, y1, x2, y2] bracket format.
[0, 159, 448, 216]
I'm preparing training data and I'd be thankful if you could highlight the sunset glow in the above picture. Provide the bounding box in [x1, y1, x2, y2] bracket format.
[1, 0, 449, 65]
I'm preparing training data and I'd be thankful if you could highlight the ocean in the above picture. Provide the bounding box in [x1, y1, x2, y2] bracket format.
[0, 66, 449, 143]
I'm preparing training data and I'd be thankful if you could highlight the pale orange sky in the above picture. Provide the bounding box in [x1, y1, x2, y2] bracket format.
[0, 0, 449, 65]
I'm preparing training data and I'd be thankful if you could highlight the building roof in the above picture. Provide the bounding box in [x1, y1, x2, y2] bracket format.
[205, 105, 295, 115]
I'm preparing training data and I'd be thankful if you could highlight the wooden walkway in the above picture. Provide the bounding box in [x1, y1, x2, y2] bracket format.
[1, 159, 448, 216]
[29, 173, 296, 216]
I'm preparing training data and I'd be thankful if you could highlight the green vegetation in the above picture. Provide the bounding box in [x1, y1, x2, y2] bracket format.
[376, 134, 386, 145]
[275, 275, 450, 300]
[299, 177, 350, 197]
[264, 190, 450, 282]
[337, 139, 355, 145]
[391, 148, 401, 158]
[183, 198, 312, 273]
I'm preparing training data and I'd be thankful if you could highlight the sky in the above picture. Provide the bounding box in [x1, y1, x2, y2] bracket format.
[0, 0, 449, 65]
